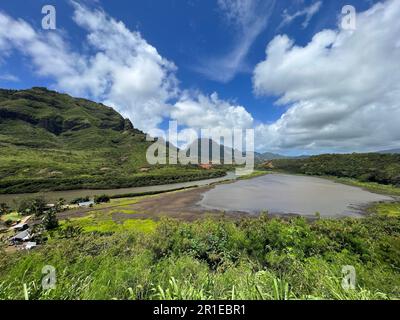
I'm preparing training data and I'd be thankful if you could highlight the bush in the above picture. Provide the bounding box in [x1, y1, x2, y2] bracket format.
[70, 196, 90, 205]
[42, 209, 59, 230]
[0, 203, 10, 216]
[18, 196, 47, 216]
[94, 194, 110, 204]
[0, 215, 399, 300]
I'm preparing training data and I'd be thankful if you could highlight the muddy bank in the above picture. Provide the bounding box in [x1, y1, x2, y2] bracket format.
[58, 186, 300, 222]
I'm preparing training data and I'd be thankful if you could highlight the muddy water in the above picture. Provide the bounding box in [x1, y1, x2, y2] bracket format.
[0, 172, 237, 206]
[199, 174, 394, 217]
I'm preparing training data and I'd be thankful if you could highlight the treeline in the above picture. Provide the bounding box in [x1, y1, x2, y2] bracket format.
[270, 153, 400, 186]
[0, 170, 226, 194]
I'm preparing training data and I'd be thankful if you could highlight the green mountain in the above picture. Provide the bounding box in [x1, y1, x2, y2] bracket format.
[0, 87, 145, 149]
[0, 87, 224, 194]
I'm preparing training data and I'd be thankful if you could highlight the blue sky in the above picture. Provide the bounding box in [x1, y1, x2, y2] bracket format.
[0, 0, 399, 154]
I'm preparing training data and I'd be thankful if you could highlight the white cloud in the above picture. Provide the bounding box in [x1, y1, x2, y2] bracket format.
[279, 1, 322, 29]
[0, 3, 178, 132]
[253, 0, 400, 153]
[195, 0, 276, 83]
[171, 91, 254, 130]
[0, 73, 19, 82]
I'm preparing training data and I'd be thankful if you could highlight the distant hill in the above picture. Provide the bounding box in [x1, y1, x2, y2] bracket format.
[377, 148, 400, 154]
[0, 87, 224, 194]
[270, 153, 400, 186]
[182, 138, 239, 164]
[255, 152, 288, 162]
[254, 152, 309, 163]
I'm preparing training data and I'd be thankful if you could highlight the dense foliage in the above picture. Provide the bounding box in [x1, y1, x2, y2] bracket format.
[271, 153, 400, 186]
[94, 194, 110, 204]
[1, 215, 399, 300]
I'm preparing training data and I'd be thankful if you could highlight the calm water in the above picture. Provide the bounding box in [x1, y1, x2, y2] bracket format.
[199, 174, 394, 217]
[0, 172, 237, 206]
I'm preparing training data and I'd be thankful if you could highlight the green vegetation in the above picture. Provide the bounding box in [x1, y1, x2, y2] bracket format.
[237, 170, 269, 180]
[94, 194, 110, 204]
[70, 196, 90, 205]
[271, 153, 400, 187]
[1, 212, 20, 223]
[0, 214, 399, 300]
[0, 88, 226, 194]
[368, 202, 400, 217]
[0, 203, 10, 216]
[43, 211, 59, 231]
[18, 196, 47, 216]
[63, 216, 156, 234]
[332, 177, 400, 196]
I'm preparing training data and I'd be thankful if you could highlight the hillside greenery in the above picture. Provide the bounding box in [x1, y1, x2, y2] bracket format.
[0, 88, 225, 194]
[270, 153, 400, 187]
[0, 212, 399, 300]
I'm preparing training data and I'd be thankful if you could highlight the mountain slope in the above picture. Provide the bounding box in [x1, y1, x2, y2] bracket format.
[0, 88, 224, 194]
[378, 148, 400, 154]
[0, 87, 144, 149]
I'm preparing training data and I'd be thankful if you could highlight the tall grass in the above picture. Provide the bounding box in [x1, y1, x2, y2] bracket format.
[0, 215, 399, 300]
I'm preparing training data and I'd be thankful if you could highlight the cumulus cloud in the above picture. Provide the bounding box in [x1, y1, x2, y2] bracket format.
[253, 0, 400, 153]
[0, 73, 19, 82]
[169, 92, 254, 148]
[279, 1, 322, 29]
[171, 91, 254, 130]
[0, 3, 177, 131]
[195, 0, 276, 83]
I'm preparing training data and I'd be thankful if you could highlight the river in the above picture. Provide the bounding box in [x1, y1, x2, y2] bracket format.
[199, 174, 394, 217]
[0, 172, 237, 206]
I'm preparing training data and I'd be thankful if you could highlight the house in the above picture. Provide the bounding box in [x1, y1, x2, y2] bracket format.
[10, 229, 32, 243]
[78, 200, 95, 207]
[199, 164, 213, 170]
[10, 222, 29, 232]
[24, 242, 37, 250]
[10, 216, 31, 231]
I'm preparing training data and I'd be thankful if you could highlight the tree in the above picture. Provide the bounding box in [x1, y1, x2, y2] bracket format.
[94, 194, 110, 204]
[54, 198, 66, 212]
[43, 209, 59, 230]
[0, 203, 10, 216]
[18, 196, 47, 216]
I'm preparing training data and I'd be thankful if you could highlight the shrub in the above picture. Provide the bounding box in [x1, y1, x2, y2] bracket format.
[94, 194, 110, 204]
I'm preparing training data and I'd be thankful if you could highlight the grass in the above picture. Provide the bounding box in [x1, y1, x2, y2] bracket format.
[0, 214, 399, 300]
[237, 170, 269, 180]
[1, 212, 21, 222]
[68, 217, 156, 234]
[332, 177, 400, 196]
[368, 202, 400, 217]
